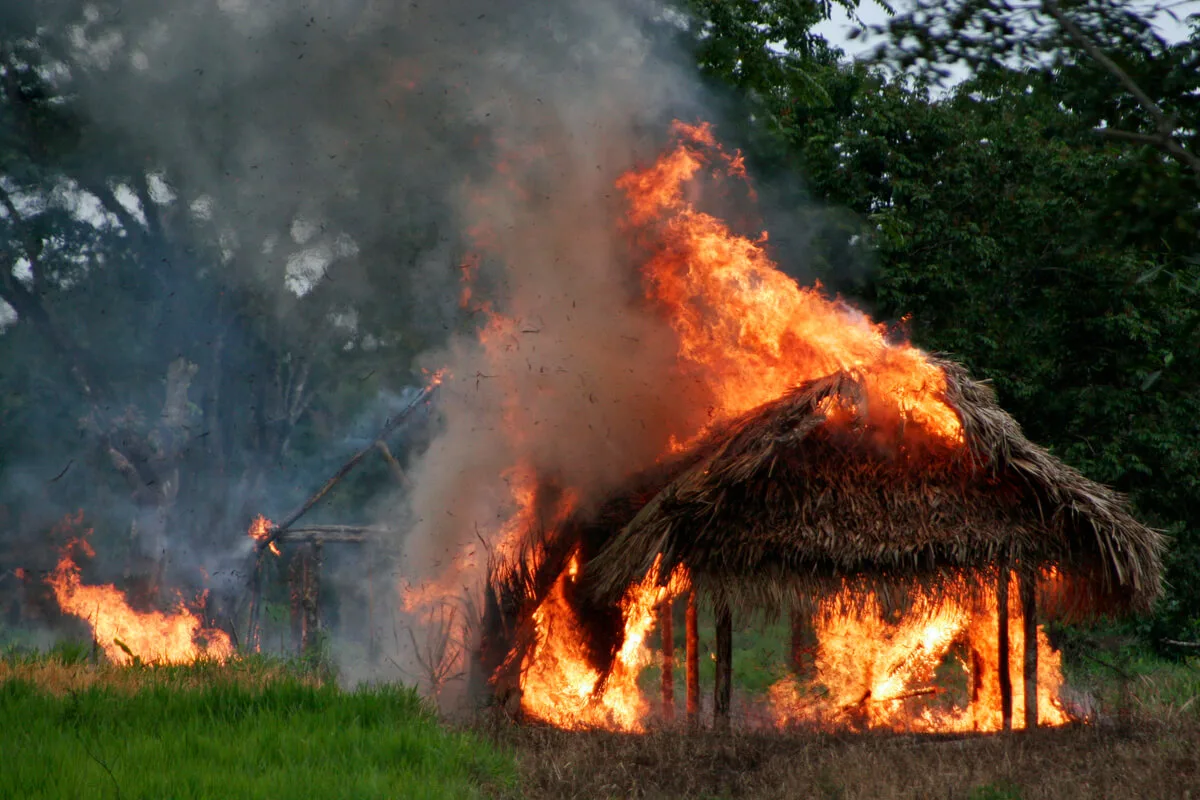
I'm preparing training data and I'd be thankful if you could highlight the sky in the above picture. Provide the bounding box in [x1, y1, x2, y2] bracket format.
[814, 0, 1200, 63]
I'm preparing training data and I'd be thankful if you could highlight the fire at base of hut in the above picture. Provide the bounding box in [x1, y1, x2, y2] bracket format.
[44, 517, 233, 665]
[768, 576, 1069, 733]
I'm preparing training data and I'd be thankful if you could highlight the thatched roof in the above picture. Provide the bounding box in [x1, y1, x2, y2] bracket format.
[584, 361, 1165, 617]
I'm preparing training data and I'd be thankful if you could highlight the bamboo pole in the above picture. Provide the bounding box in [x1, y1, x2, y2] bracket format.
[998, 568, 1012, 732]
[1020, 570, 1039, 730]
[714, 604, 732, 731]
[256, 380, 440, 555]
[660, 597, 674, 721]
[686, 590, 700, 725]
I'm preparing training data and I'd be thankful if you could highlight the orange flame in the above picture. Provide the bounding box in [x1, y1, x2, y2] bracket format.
[768, 575, 1069, 732]
[618, 120, 963, 446]
[520, 555, 688, 731]
[46, 525, 233, 665]
[248, 514, 280, 557]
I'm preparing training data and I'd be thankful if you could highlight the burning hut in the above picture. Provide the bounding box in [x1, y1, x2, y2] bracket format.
[479, 361, 1164, 734]
[402, 119, 1166, 735]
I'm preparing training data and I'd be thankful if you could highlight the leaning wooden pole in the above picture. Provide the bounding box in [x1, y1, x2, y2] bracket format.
[998, 568, 1013, 732]
[685, 590, 700, 725]
[714, 603, 733, 731]
[1020, 570, 1039, 730]
[660, 597, 675, 721]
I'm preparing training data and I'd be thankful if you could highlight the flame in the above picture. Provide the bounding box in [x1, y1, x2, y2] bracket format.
[768, 574, 1069, 732]
[248, 514, 280, 557]
[520, 555, 687, 731]
[618, 120, 963, 445]
[46, 524, 233, 665]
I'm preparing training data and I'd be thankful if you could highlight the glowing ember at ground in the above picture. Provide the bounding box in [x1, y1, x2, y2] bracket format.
[46, 527, 233, 665]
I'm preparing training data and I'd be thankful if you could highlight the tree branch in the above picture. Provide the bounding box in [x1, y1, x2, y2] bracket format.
[1043, 0, 1200, 185]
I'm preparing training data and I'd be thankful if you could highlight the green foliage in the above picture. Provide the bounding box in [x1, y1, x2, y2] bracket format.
[0, 670, 517, 800]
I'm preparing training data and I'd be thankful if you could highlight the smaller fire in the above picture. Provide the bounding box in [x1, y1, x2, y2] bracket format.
[249, 514, 281, 557]
[46, 528, 233, 665]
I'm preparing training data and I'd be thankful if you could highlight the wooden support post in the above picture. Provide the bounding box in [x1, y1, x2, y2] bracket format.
[247, 554, 264, 653]
[998, 568, 1012, 732]
[301, 543, 323, 658]
[289, 549, 305, 651]
[1020, 570, 1038, 730]
[714, 603, 733, 731]
[685, 590, 700, 725]
[660, 597, 675, 721]
[790, 608, 816, 677]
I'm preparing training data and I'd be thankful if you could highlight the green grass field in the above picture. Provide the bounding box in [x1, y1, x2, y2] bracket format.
[1, 651, 517, 800]
[4, 636, 1197, 800]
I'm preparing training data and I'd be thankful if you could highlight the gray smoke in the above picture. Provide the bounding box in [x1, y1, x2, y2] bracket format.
[21, 0, 757, 693]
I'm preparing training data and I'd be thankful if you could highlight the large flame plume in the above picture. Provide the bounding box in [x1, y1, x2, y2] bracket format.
[46, 514, 233, 665]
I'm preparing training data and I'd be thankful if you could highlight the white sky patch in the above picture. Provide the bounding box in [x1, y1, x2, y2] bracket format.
[812, 0, 1198, 87]
[68, 21, 125, 71]
[146, 173, 176, 205]
[12, 258, 33, 286]
[285, 244, 334, 296]
[190, 195, 215, 222]
[113, 183, 148, 227]
[130, 50, 150, 71]
[0, 300, 16, 332]
[51, 180, 118, 230]
[262, 232, 279, 254]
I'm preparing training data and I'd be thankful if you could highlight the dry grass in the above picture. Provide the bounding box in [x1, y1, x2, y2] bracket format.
[497, 718, 1199, 800]
[0, 652, 319, 695]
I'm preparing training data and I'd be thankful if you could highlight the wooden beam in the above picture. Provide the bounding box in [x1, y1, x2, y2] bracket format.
[998, 568, 1012, 732]
[685, 590, 700, 726]
[660, 597, 674, 722]
[1020, 570, 1039, 730]
[714, 603, 732, 731]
